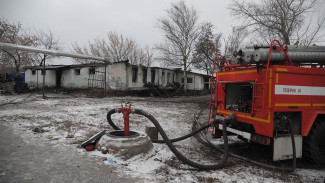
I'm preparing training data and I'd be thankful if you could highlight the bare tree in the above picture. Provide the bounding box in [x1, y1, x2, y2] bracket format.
[36, 29, 61, 66]
[224, 26, 247, 55]
[128, 43, 144, 65]
[107, 32, 135, 62]
[156, 1, 200, 92]
[71, 42, 93, 64]
[143, 45, 154, 67]
[193, 22, 222, 75]
[72, 32, 153, 66]
[129, 44, 155, 67]
[230, 0, 325, 45]
[0, 19, 38, 73]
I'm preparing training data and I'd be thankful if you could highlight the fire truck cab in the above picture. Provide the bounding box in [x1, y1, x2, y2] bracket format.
[210, 40, 325, 164]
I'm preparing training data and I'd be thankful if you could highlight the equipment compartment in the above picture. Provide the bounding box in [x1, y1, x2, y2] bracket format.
[225, 83, 253, 113]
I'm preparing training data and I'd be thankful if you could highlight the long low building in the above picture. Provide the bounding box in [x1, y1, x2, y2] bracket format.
[24, 60, 211, 91]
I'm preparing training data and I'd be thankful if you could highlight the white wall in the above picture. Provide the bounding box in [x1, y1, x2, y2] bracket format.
[117, 64, 178, 88]
[26, 65, 112, 89]
[176, 72, 205, 90]
[110, 62, 128, 89]
[148, 68, 158, 84]
[63, 65, 113, 89]
[152, 69, 176, 86]
[61, 67, 89, 88]
[25, 69, 56, 88]
[25, 63, 207, 91]
[126, 65, 145, 88]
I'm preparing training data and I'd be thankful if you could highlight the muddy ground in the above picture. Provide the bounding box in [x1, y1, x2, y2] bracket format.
[0, 92, 324, 182]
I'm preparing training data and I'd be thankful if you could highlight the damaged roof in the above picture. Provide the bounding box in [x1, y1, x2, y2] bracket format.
[24, 63, 106, 70]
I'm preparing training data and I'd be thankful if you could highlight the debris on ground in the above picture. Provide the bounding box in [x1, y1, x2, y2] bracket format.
[32, 126, 45, 133]
[0, 93, 324, 182]
[0, 81, 15, 94]
[144, 82, 174, 97]
[0, 74, 29, 94]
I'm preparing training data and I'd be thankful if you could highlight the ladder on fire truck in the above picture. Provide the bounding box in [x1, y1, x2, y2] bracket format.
[207, 54, 222, 132]
[251, 81, 265, 117]
[252, 40, 294, 118]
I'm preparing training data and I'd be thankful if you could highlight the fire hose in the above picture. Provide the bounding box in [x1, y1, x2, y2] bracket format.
[193, 104, 296, 172]
[107, 108, 236, 170]
[107, 107, 295, 171]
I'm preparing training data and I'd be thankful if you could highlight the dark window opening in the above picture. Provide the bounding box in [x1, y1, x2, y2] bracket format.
[225, 83, 253, 113]
[41, 70, 46, 75]
[167, 73, 170, 83]
[89, 68, 95, 75]
[132, 67, 138, 82]
[56, 70, 63, 89]
[187, 77, 193, 83]
[181, 77, 192, 83]
[74, 69, 80, 75]
[151, 70, 155, 83]
[204, 77, 209, 90]
[32, 70, 36, 75]
[161, 72, 165, 83]
[143, 69, 147, 83]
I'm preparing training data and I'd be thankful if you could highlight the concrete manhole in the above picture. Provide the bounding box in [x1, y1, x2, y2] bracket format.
[96, 130, 153, 159]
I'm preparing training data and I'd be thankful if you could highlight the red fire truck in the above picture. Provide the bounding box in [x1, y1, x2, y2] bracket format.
[209, 40, 325, 164]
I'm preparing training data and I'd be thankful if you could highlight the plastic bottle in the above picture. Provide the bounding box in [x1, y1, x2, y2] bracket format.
[108, 158, 114, 164]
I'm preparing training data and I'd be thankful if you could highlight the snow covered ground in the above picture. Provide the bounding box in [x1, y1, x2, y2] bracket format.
[0, 93, 324, 182]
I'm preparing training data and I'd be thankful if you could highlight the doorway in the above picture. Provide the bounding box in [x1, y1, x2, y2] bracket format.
[56, 70, 63, 88]
[204, 77, 209, 90]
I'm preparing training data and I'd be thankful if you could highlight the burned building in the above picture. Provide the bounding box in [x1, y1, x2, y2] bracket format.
[24, 61, 210, 92]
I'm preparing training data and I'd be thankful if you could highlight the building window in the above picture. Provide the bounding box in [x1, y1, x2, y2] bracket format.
[151, 70, 155, 83]
[181, 78, 184, 83]
[89, 68, 95, 75]
[161, 72, 165, 83]
[41, 70, 46, 75]
[74, 69, 80, 75]
[143, 69, 147, 83]
[181, 77, 193, 83]
[187, 77, 193, 83]
[132, 67, 138, 82]
[32, 70, 36, 75]
[167, 73, 170, 83]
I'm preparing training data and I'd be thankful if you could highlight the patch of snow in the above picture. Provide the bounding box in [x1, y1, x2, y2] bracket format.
[1, 93, 324, 182]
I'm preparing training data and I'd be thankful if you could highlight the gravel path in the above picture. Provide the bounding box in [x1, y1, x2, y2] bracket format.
[0, 123, 144, 183]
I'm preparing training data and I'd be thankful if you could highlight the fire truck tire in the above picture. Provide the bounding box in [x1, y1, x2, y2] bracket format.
[304, 119, 325, 165]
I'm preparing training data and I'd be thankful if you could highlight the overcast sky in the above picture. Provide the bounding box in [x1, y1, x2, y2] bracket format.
[1, 0, 324, 65]
[0, 0, 234, 63]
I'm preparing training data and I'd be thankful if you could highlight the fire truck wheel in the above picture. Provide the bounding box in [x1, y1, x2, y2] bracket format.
[304, 119, 325, 165]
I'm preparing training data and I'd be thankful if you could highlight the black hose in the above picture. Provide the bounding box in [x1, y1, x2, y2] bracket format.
[107, 108, 220, 144]
[107, 108, 235, 170]
[133, 109, 235, 170]
[107, 107, 296, 171]
[151, 121, 217, 143]
[107, 108, 121, 130]
[194, 104, 296, 172]
[199, 125, 297, 172]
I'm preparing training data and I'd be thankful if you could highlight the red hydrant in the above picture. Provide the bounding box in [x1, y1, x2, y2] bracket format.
[118, 102, 132, 136]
